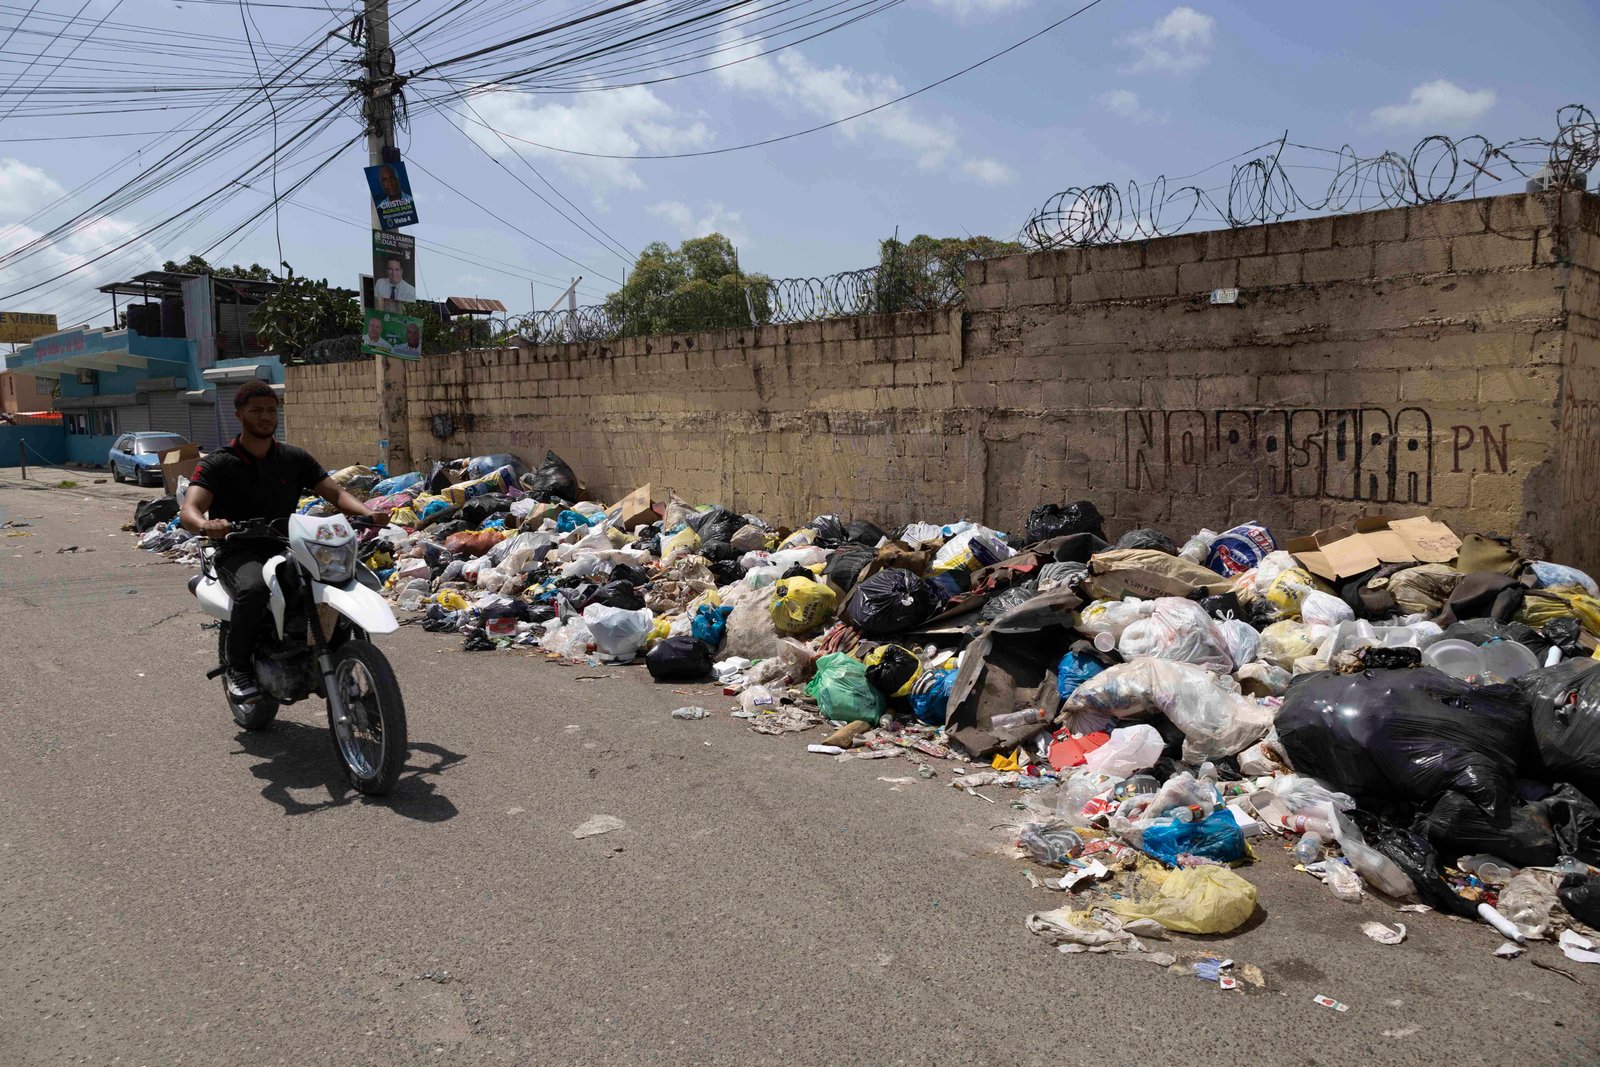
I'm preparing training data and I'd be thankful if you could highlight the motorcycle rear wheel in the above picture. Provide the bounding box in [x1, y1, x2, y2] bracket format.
[326, 640, 407, 795]
[218, 626, 279, 731]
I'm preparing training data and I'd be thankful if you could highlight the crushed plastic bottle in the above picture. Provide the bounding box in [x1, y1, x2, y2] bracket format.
[1497, 870, 1557, 940]
[671, 706, 710, 720]
[1293, 832, 1324, 864]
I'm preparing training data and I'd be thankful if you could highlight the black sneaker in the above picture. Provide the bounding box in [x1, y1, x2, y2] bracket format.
[226, 668, 260, 701]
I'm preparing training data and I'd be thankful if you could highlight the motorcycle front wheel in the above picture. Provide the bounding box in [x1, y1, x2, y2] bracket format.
[218, 626, 280, 731]
[326, 640, 408, 795]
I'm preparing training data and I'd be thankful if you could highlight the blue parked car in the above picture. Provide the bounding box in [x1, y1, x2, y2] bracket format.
[108, 432, 190, 487]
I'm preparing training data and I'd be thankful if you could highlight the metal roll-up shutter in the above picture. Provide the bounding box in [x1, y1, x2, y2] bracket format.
[118, 401, 150, 433]
[147, 389, 186, 435]
[189, 400, 222, 451]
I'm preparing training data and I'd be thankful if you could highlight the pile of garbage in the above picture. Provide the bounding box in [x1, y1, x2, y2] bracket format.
[132, 453, 1600, 968]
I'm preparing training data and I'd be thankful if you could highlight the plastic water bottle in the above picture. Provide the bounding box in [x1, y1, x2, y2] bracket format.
[1293, 832, 1324, 864]
[990, 708, 1047, 731]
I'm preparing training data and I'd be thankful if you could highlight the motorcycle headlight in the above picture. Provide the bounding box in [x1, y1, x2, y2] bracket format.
[310, 541, 356, 584]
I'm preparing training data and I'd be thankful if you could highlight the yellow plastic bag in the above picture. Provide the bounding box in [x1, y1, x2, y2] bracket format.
[1109, 865, 1259, 934]
[1518, 589, 1600, 636]
[366, 549, 394, 571]
[778, 527, 817, 551]
[769, 576, 837, 634]
[1264, 566, 1320, 618]
[389, 507, 419, 528]
[662, 525, 701, 559]
[991, 750, 1022, 772]
[647, 615, 673, 645]
[433, 590, 470, 612]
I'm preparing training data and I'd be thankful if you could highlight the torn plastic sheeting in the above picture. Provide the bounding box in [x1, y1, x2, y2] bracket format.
[943, 587, 1083, 757]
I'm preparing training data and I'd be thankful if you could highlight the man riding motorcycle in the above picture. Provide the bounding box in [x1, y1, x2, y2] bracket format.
[179, 380, 386, 701]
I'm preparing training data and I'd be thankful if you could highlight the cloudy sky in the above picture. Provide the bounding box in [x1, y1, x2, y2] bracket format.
[0, 0, 1592, 327]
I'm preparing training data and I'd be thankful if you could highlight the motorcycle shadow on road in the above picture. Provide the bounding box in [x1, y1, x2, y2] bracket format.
[232, 720, 465, 821]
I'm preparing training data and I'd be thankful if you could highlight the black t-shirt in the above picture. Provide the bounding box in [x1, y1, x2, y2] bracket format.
[190, 438, 328, 523]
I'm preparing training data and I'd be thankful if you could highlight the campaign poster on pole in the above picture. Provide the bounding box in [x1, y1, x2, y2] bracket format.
[364, 160, 418, 231]
[371, 231, 417, 303]
[361, 307, 422, 360]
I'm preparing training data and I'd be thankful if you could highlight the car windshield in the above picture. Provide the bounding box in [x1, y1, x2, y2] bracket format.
[134, 434, 186, 455]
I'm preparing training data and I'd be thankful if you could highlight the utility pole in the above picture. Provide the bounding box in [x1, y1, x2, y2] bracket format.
[364, 0, 412, 475]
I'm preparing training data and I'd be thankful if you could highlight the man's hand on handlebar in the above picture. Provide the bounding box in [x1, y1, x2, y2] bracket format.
[201, 518, 232, 538]
[357, 510, 390, 529]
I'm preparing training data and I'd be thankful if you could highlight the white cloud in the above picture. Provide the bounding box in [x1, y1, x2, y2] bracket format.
[924, 0, 1030, 20]
[1371, 79, 1496, 129]
[461, 84, 711, 192]
[0, 159, 156, 315]
[1119, 6, 1214, 74]
[1097, 88, 1161, 123]
[714, 35, 1011, 183]
[649, 200, 750, 249]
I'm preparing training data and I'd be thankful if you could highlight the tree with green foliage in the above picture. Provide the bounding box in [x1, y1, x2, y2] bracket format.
[397, 299, 505, 356]
[251, 267, 360, 359]
[872, 234, 1024, 312]
[603, 234, 771, 336]
[162, 255, 273, 280]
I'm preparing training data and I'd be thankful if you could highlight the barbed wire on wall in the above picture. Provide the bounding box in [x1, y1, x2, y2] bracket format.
[483, 265, 907, 345]
[1023, 104, 1599, 249]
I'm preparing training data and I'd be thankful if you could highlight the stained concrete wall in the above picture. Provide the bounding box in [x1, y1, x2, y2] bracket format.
[286, 191, 1600, 570]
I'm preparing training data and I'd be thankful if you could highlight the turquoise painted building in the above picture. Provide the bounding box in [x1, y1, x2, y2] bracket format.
[6, 270, 284, 465]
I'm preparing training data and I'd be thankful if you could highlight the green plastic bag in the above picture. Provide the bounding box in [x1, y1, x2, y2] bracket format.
[805, 653, 885, 725]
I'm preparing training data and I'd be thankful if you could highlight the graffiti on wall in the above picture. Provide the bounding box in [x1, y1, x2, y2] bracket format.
[1126, 407, 1512, 504]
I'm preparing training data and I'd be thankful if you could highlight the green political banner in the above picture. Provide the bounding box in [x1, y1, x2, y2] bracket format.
[361, 307, 422, 360]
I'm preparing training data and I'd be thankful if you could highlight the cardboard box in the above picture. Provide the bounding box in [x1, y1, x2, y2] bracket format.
[1287, 515, 1461, 582]
[605, 483, 656, 531]
[160, 444, 201, 497]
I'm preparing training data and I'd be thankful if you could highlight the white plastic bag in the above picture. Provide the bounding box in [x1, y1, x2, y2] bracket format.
[1300, 590, 1354, 628]
[1080, 724, 1164, 777]
[1179, 529, 1219, 566]
[1215, 617, 1261, 671]
[1064, 657, 1275, 761]
[1117, 598, 1233, 673]
[1235, 660, 1293, 696]
[1075, 598, 1155, 641]
[768, 546, 828, 571]
[539, 618, 593, 658]
[582, 604, 653, 661]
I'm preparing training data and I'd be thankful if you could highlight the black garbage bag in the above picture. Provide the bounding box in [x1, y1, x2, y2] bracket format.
[709, 559, 743, 586]
[1413, 791, 1559, 867]
[1026, 500, 1105, 544]
[687, 506, 741, 545]
[1544, 617, 1588, 660]
[134, 496, 178, 532]
[591, 580, 645, 610]
[430, 519, 469, 540]
[610, 562, 650, 588]
[1114, 527, 1178, 555]
[1438, 619, 1551, 659]
[461, 626, 495, 652]
[1200, 592, 1243, 622]
[426, 460, 456, 494]
[646, 635, 713, 681]
[844, 520, 888, 547]
[1355, 646, 1423, 670]
[526, 450, 578, 504]
[823, 543, 876, 591]
[780, 563, 813, 582]
[1545, 783, 1600, 864]
[1349, 813, 1476, 917]
[459, 495, 512, 527]
[866, 645, 920, 697]
[842, 568, 937, 636]
[804, 514, 847, 549]
[558, 582, 599, 612]
[697, 540, 740, 564]
[1559, 873, 1600, 927]
[525, 603, 557, 625]
[980, 583, 1039, 623]
[1275, 667, 1531, 811]
[1515, 659, 1600, 798]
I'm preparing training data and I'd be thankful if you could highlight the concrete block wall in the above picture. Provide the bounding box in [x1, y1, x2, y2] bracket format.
[285, 192, 1600, 570]
[284, 361, 379, 470]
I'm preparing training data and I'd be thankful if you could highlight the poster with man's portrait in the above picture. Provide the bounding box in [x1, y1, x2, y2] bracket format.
[364, 160, 418, 231]
[361, 308, 423, 360]
[372, 231, 416, 303]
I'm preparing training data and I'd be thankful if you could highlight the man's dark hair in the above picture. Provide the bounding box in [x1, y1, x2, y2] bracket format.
[233, 379, 277, 410]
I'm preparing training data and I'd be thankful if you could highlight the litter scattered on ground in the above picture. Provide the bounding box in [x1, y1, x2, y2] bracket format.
[127, 453, 1600, 981]
[572, 815, 625, 839]
[1314, 995, 1351, 1013]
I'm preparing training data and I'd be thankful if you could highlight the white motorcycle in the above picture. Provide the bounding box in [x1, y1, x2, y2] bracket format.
[189, 515, 408, 795]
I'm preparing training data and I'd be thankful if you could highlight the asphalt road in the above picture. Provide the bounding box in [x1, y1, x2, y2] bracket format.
[1, 468, 1596, 1066]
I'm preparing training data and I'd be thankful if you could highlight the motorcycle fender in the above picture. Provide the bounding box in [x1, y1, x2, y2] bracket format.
[193, 575, 233, 622]
[263, 557, 288, 638]
[313, 579, 399, 635]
